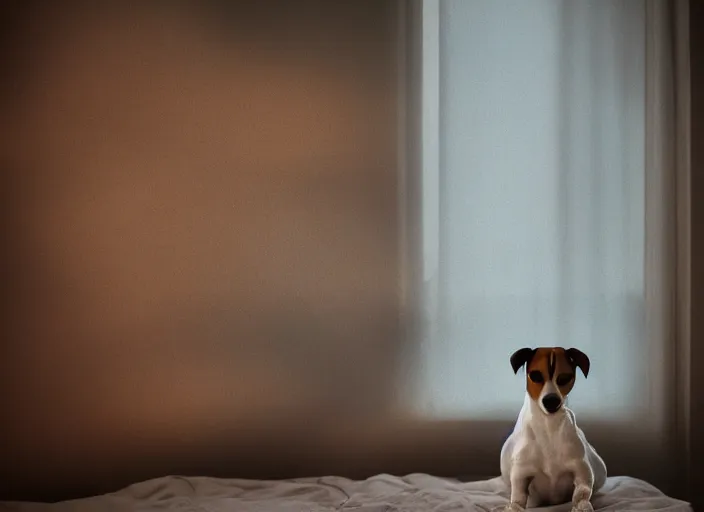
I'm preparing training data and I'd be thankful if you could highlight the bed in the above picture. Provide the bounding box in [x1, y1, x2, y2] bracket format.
[0, 473, 691, 511]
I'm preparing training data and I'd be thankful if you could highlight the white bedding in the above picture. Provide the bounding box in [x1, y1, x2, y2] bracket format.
[0, 474, 692, 512]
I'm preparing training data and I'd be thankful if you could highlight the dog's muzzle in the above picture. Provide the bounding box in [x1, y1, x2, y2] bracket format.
[541, 393, 562, 413]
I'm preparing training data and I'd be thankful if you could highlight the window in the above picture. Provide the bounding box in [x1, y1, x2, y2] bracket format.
[401, 0, 680, 489]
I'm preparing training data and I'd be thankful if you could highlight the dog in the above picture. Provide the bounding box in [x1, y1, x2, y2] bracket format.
[500, 347, 607, 512]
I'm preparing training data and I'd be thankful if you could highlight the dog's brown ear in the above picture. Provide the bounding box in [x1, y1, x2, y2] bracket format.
[510, 348, 536, 374]
[566, 348, 590, 378]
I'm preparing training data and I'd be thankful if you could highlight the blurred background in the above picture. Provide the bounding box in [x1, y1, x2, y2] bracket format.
[1, 0, 701, 505]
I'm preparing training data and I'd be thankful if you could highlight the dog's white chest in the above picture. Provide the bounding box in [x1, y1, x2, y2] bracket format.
[525, 432, 576, 503]
[501, 408, 589, 507]
[527, 422, 574, 455]
[534, 423, 577, 464]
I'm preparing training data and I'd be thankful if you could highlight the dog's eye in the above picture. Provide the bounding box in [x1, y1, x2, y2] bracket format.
[528, 371, 544, 383]
[556, 373, 573, 386]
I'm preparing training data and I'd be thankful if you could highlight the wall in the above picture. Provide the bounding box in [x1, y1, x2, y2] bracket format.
[0, 1, 404, 500]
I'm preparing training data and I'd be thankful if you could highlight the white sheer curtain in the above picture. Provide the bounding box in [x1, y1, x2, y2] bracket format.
[414, 0, 669, 430]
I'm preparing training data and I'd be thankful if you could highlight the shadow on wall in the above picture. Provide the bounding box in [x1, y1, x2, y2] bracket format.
[1, 0, 408, 500]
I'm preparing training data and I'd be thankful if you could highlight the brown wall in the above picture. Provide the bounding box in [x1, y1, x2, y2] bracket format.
[0, 1, 405, 500]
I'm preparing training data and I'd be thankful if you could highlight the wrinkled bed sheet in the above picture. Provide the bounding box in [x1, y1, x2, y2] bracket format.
[0, 474, 692, 512]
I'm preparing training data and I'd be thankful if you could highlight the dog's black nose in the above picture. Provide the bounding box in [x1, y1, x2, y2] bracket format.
[542, 394, 562, 413]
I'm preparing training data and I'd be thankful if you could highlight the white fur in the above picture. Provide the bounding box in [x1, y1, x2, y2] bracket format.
[500, 393, 607, 511]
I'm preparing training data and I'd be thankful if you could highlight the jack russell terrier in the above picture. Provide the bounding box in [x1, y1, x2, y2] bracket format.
[500, 347, 607, 511]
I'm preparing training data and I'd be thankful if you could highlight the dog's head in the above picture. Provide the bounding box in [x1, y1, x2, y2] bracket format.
[509, 347, 590, 415]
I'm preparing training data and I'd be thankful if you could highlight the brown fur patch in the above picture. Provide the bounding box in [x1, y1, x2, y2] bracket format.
[524, 347, 577, 400]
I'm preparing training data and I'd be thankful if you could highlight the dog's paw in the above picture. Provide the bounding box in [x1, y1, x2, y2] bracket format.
[503, 502, 526, 512]
[571, 500, 594, 512]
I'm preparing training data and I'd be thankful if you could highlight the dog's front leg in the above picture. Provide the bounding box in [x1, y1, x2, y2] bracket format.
[504, 465, 532, 512]
[569, 459, 595, 512]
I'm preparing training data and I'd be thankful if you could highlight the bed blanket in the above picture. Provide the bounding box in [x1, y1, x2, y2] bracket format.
[0, 473, 692, 511]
